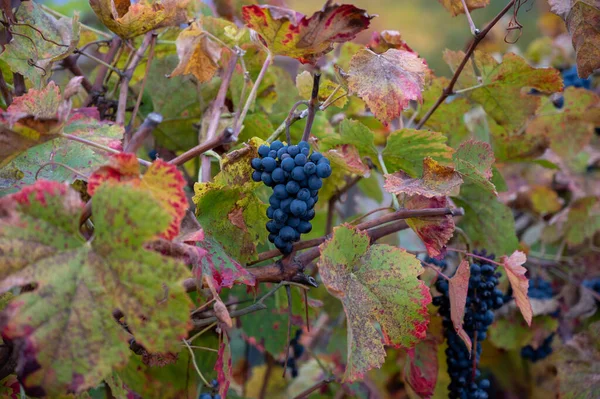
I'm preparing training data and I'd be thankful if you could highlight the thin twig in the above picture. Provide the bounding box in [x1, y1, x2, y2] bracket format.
[75, 49, 122, 74]
[60, 133, 151, 166]
[117, 32, 155, 129]
[182, 339, 211, 387]
[294, 377, 336, 399]
[169, 128, 234, 167]
[40, 4, 112, 39]
[35, 161, 88, 181]
[124, 112, 163, 153]
[415, 0, 517, 129]
[84, 36, 122, 107]
[301, 72, 321, 142]
[460, 0, 479, 35]
[128, 35, 157, 131]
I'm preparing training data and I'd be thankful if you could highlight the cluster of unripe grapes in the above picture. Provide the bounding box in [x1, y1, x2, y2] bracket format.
[432, 255, 504, 399]
[251, 140, 331, 254]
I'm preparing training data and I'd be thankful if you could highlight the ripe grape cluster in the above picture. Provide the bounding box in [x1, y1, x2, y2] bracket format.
[283, 329, 305, 378]
[433, 257, 504, 399]
[528, 277, 554, 300]
[198, 380, 220, 399]
[521, 333, 555, 363]
[251, 140, 331, 254]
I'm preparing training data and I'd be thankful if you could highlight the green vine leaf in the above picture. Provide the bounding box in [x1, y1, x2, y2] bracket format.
[242, 3, 373, 64]
[317, 224, 431, 381]
[0, 180, 192, 396]
[453, 140, 497, 195]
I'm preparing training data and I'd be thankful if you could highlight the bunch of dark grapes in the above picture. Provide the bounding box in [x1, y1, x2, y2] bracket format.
[424, 256, 448, 271]
[251, 140, 331, 254]
[433, 257, 504, 399]
[528, 277, 554, 300]
[282, 329, 305, 378]
[521, 333, 555, 363]
[198, 380, 220, 399]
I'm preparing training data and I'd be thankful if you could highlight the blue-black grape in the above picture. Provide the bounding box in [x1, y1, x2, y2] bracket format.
[433, 253, 504, 399]
[252, 140, 331, 254]
[521, 334, 555, 362]
[528, 277, 554, 300]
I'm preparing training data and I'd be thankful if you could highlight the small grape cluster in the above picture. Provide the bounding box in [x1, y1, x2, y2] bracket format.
[251, 140, 331, 254]
[283, 329, 305, 378]
[528, 277, 554, 300]
[198, 380, 220, 399]
[521, 333, 555, 363]
[433, 258, 504, 399]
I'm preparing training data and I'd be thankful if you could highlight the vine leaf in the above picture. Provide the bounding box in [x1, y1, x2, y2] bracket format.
[444, 51, 563, 130]
[438, 0, 490, 16]
[88, 153, 187, 240]
[296, 70, 347, 108]
[192, 138, 269, 262]
[382, 128, 453, 177]
[89, 0, 190, 39]
[406, 195, 456, 258]
[556, 320, 600, 398]
[241, 3, 373, 64]
[403, 336, 438, 398]
[384, 157, 463, 198]
[317, 225, 431, 381]
[369, 30, 417, 54]
[0, 1, 79, 88]
[449, 259, 472, 351]
[0, 180, 192, 396]
[319, 119, 379, 168]
[549, 0, 600, 78]
[501, 251, 532, 326]
[489, 316, 558, 350]
[526, 87, 600, 160]
[318, 145, 371, 202]
[215, 333, 232, 399]
[453, 140, 497, 195]
[562, 197, 600, 247]
[169, 21, 222, 83]
[347, 48, 428, 123]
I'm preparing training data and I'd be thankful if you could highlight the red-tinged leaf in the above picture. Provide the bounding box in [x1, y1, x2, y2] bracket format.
[406, 196, 456, 259]
[369, 30, 417, 54]
[169, 21, 222, 83]
[242, 3, 373, 63]
[0, 181, 192, 395]
[384, 157, 463, 198]
[193, 237, 256, 292]
[88, 153, 187, 240]
[501, 251, 533, 326]
[318, 225, 431, 381]
[438, 0, 490, 16]
[215, 333, 232, 399]
[403, 337, 438, 398]
[453, 140, 497, 195]
[449, 260, 472, 351]
[550, 0, 600, 78]
[348, 48, 428, 123]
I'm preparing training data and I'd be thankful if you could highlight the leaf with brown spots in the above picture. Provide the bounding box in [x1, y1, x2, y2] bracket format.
[453, 140, 497, 195]
[169, 21, 222, 83]
[406, 195, 456, 258]
[347, 48, 428, 123]
[384, 157, 463, 198]
[438, 0, 490, 16]
[501, 251, 532, 326]
[449, 259, 472, 350]
[89, 0, 191, 39]
[88, 153, 187, 240]
[550, 0, 600, 78]
[242, 3, 373, 64]
[0, 180, 192, 396]
[317, 225, 431, 381]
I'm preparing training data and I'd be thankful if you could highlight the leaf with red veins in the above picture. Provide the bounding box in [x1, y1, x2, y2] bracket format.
[406, 196, 456, 259]
[215, 333, 232, 399]
[348, 48, 427, 123]
[403, 336, 438, 397]
[193, 237, 256, 293]
[449, 259, 472, 351]
[384, 157, 463, 198]
[0, 181, 192, 396]
[242, 3, 373, 63]
[501, 251, 533, 326]
[318, 224, 431, 381]
[88, 153, 187, 240]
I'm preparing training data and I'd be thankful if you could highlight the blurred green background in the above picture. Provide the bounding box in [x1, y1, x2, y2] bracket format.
[45, 0, 542, 75]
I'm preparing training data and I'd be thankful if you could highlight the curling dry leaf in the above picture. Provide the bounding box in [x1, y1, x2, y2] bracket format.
[88, 153, 187, 240]
[317, 225, 431, 381]
[438, 0, 490, 16]
[348, 48, 427, 123]
[501, 251, 533, 326]
[0, 181, 192, 396]
[0, 1, 79, 88]
[89, 0, 190, 39]
[242, 3, 373, 63]
[384, 157, 463, 198]
[369, 30, 417, 54]
[448, 259, 472, 350]
[550, 0, 600, 78]
[170, 22, 222, 83]
[453, 140, 497, 195]
[406, 195, 456, 258]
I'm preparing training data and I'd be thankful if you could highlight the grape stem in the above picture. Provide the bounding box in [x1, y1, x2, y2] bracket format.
[293, 377, 336, 399]
[301, 72, 321, 142]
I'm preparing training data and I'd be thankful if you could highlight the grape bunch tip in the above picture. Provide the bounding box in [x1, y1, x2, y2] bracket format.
[251, 140, 331, 255]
